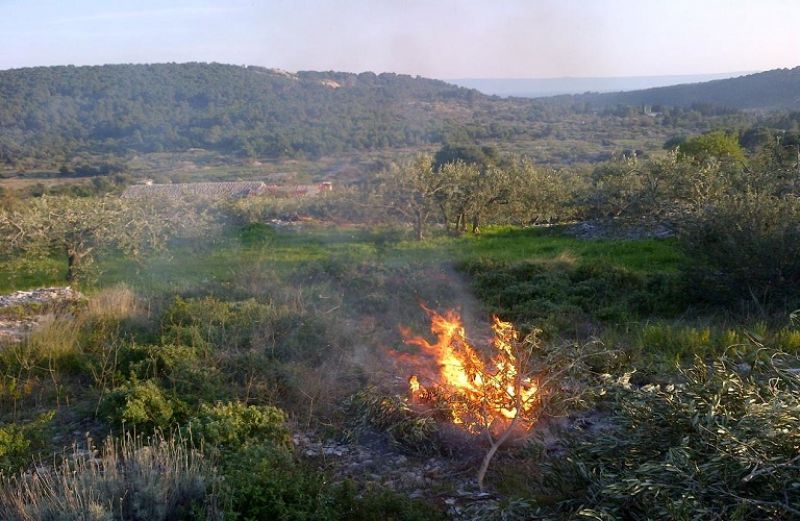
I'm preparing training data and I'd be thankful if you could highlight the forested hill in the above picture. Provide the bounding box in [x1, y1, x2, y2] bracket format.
[563, 67, 800, 110]
[0, 63, 490, 162]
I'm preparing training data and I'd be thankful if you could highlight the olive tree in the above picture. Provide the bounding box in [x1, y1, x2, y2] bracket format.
[437, 161, 511, 234]
[0, 195, 188, 281]
[380, 155, 447, 240]
[502, 159, 582, 225]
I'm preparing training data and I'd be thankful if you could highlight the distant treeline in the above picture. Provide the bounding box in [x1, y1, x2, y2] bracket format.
[0, 63, 486, 162]
[559, 67, 800, 111]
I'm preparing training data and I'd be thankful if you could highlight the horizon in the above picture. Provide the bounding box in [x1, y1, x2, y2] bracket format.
[0, 61, 765, 82]
[0, 61, 770, 98]
[2, 0, 799, 78]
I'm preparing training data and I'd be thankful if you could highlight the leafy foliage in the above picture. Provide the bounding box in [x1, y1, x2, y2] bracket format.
[678, 130, 747, 164]
[0, 413, 54, 473]
[533, 353, 800, 520]
[681, 191, 800, 308]
[101, 379, 179, 431]
[461, 259, 684, 331]
[184, 401, 289, 451]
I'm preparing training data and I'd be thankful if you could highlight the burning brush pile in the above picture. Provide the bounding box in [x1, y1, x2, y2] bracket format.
[381, 305, 597, 490]
[401, 308, 538, 435]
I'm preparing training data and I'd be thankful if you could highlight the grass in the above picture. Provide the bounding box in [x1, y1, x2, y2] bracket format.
[0, 433, 217, 521]
[1, 224, 684, 295]
[453, 225, 686, 273]
[0, 256, 66, 293]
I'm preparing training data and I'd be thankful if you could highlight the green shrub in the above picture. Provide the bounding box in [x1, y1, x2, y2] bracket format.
[101, 379, 179, 431]
[0, 413, 54, 473]
[461, 259, 684, 331]
[184, 401, 289, 451]
[221, 444, 442, 521]
[115, 343, 226, 406]
[327, 481, 446, 521]
[681, 192, 800, 309]
[162, 297, 295, 351]
[118, 343, 201, 380]
[237, 222, 276, 247]
[221, 444, 328, 521]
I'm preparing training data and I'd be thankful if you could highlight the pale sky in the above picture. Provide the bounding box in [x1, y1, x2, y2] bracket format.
[1, 0, 798, 78]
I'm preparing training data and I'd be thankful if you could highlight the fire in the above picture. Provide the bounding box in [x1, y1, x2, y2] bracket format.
[400, 307, 537, 433]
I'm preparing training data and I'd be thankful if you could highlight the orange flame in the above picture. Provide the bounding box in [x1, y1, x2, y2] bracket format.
[400, 307, 537, 433]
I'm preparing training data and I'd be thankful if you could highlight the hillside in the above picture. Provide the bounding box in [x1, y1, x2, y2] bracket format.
[561, 67, 800, 110]
[0, 63, 487, 162]
[450, 72, 751, 98]
[0, 63, 768, 172]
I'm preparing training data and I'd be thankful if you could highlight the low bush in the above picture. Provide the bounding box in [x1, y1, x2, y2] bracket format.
[101, 379, 181, 431]
[184, 401, 289, 452]
[162, 297, 295, 352]
[681, 192, 800, 310]
[0, 413, 54, 473]
[460, 259, 685, 332]
[221, 444, 441, 521]
[118, 343, 200, 379]
[220, 443, 328, 521]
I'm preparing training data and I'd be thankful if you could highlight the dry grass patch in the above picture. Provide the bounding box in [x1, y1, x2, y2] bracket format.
[86, 284, 141, 322]
[0, 433, 219, 521]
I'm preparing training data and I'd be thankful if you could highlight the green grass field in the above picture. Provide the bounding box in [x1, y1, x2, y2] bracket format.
[0, 224, 684, 293]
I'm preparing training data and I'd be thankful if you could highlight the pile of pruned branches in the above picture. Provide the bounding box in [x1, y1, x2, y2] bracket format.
[527, 351, 800, 520]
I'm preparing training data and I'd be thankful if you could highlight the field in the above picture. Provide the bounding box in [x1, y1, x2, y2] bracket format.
[2, 214, 799, 519]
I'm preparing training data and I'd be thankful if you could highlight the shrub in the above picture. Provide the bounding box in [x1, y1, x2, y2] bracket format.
[220, 444, 442, 521]
[0, 433, 219, 521]
[681, 192, 800, 309]
[461, 259, 684, 331]
[118, 343, 200, 380]
[236, 222, 276, 247]
[0, 413, 54, 473]
[220, 444, 328, 521]
[162, 297, 292, 351]
[184, 401, 289, 452]
[327, 481, 446, 521]
[101, 379, 178, 431]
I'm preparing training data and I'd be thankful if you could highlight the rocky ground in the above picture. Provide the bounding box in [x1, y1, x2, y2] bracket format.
[0, 287, 83, 342]
[562, 219, 674, 240]
[294, 429, 502, 518]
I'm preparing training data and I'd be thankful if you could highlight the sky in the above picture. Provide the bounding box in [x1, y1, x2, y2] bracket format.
[1, 0, 798, 79]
